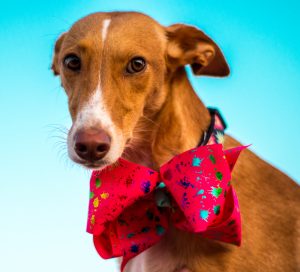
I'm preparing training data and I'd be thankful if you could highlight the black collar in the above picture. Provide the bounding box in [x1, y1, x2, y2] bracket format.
[198, 108, 227, 147]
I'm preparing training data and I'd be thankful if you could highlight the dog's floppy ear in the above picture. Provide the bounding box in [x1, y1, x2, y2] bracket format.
[166, 24, 229, 77]
[51, 33, 67, 76]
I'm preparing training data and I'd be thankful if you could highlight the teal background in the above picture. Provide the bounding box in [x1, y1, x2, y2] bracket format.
[0, 1, 299, 271]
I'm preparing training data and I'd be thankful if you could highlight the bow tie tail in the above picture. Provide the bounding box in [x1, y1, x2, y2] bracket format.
[224, 145, 248, 171]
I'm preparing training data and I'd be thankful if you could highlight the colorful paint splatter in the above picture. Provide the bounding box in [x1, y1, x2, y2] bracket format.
[141, 180, 151, 193]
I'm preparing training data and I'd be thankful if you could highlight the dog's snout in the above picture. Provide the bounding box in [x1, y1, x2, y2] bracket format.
[74, 129, 111, 162]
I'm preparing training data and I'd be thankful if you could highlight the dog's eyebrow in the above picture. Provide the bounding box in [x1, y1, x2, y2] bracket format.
[66, 38, 96, 53]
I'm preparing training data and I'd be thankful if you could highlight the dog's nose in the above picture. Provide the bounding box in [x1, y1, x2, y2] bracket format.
[74, 129, 111, 161]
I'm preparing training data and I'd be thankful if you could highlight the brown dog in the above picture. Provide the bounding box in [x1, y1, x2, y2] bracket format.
[52, 12, 300, 272]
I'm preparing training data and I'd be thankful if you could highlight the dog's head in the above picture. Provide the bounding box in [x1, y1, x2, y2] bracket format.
[52, 12, 229, 169]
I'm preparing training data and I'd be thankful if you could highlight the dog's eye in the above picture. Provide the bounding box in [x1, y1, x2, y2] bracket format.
[126, 57, 146, 74]
[63, 54, 81, 71]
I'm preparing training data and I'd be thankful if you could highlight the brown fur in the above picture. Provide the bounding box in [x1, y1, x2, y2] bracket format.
[52, 12, 300, 272]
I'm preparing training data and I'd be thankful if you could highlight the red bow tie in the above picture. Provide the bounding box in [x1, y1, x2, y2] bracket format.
[87, 144, 246, 271]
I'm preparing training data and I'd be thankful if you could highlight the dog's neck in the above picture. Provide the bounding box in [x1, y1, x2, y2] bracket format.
[123, 67, 211, 169]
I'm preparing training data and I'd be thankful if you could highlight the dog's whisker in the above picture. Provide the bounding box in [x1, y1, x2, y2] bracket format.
[48, 136, 67, 142]
[46, 124, 68, 135]
[140, 115, 159, 127]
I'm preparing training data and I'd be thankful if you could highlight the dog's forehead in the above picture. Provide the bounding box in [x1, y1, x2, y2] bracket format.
[63, 12, 166, 52]
[108, 12, 165, 39]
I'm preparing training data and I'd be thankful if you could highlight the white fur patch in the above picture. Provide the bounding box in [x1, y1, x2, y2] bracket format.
[68, 84, 123, 165]
[102, 19, 111, 43]
[72, 89, 112, 132]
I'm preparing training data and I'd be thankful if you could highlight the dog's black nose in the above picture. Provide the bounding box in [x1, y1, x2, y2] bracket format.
[74, 129, 111, 162]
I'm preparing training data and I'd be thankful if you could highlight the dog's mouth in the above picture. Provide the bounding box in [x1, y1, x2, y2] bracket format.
[70, 154, 117, 171]
[83, 160, 109, 170]
[68, 151, 124, 173]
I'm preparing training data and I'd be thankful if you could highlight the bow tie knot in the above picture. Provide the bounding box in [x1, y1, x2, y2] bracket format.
[87, 144, 246, 270]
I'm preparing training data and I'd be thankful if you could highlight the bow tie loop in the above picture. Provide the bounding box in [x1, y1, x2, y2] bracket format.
[160, 144, 232, 232]
[87, 159, 159, 236]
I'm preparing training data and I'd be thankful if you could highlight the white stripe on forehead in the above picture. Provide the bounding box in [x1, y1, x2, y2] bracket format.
[72, 18, 113, 132]
[69, 17, 123, 163]
[102, 19, 111, 43]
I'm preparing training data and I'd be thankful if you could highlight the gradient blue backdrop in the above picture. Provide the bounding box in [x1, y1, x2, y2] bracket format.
[1, 1, 299, 271]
